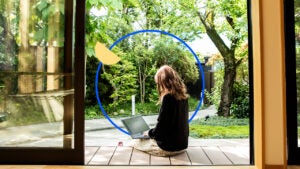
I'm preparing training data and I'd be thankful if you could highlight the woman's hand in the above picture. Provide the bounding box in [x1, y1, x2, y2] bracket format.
[143, 130, 149, 136]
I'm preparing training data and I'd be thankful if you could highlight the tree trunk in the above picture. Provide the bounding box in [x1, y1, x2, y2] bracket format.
[138, 64, 143, 103]
[205, 29, 237, 117]
[197, 11, 239, 117]
[218, 58, 237, 117]
[142, 76, 146, 104]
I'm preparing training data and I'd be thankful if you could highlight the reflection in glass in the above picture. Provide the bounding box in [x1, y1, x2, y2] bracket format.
[0, 0, 74, 148]
[296, 0, 300, 147]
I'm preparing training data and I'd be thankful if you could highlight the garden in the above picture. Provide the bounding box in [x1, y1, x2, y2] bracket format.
[84, 0, 250, 139]
[0, 0, 252, 139]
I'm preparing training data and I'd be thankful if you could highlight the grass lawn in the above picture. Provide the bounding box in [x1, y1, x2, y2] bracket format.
[189, 116, 249, 139]
[190, 125, 249, 138]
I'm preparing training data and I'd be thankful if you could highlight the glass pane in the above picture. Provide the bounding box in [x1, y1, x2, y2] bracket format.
[296, 0, 300, 147]
[0, 0, 74, 148]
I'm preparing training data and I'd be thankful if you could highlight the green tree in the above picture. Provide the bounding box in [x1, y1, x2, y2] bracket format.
[85, 0, 125, 110]
[85, 0, 124, 57]
[197, 0, 248, 117]
[127, 0, 200, 103]
[85, 0, 249, 117]
[153, 40, 199, 84]
[129, 43, 156, 103]
[85, 0, 201, 107]
[179, 0, 248, 116]
[101, 58, 138, 112]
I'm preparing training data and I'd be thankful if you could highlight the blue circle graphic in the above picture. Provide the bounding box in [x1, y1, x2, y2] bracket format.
[95, 29, 205, 135]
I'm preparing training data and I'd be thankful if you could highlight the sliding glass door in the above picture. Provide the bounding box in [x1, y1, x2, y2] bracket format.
[0, 0, 85, 164]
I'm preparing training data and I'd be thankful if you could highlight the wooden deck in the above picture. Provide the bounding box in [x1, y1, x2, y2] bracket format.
[85, 146, 250, 166]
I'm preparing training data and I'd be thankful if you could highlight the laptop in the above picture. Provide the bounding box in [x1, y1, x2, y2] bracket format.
[121, 116, 150, 139]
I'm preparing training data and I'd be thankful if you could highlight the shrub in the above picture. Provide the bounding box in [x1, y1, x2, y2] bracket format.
[188, 97, 200, 111]
[191, 116, 249, 126]
[101, 59, 138, 111]
[230, 82, 250, 118]
[85, 105, 102, 119]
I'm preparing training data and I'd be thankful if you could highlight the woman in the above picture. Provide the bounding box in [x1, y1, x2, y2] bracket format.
[133, 65, 189, 157]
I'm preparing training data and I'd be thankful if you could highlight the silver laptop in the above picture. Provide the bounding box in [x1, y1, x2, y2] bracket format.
[121, 116, 150, 139]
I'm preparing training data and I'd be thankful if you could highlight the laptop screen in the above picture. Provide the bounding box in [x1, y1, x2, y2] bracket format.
[122, 116, 150, 134]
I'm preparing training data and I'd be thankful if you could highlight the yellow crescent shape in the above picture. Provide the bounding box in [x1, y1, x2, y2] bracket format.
[95, 42, 121, 65]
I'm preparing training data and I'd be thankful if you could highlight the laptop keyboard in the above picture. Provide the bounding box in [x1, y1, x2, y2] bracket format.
[132, 133, 150, 139]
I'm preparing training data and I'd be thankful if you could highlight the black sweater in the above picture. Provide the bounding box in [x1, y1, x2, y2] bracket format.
[148, 94, 189, 151]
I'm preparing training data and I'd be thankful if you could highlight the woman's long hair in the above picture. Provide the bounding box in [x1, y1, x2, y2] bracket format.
[155, 65, 189, 103]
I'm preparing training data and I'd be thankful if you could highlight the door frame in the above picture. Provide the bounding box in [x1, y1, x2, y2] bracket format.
[0, 0, 86, 164]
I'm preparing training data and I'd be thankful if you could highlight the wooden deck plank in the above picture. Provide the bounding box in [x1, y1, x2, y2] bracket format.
[170, 152, 191, 165]
[85, 147, 99, 165]
[187, 146, 212, 165]
[150, 155, 170, 165]
[219, 146, 249, 164]
[202, 146, 232, 165]
[130, 149, 150, 165]
[89, 146, 116, 165]
[109, 146, 133, 165]
[86, 146, 249, 166]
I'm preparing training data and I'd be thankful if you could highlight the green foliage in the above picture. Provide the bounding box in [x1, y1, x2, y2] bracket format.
[206, 67, 223, 107]
[86, 0, 122, 11]
[190, 116, 249, 138]
[84, 0, 250, 119]
[153, 40, 199, 84]
[85, 0, 133, 58]
[135, 102, 159, 116]
[207, 79, 250, 119]
[4, 98, 48, 127]
[194, 0, 249, 116]
[129, 41, 157, 103]
[85, 96, 200, 119]
[147, 88, 158, 101]
[85, 101, 159, 118]
[85, 56, 113, 107]
[0, 1, 18, 67]
[191, 116, 249, 126]
[200, 0, 248, 43]
[206, 52, 249, 118]
[31, 0, 65, 46]
[230, 82, 249, 118]
[295, 0, 300, 39]
[101, 58, 138, 111]
[188, 97, 200, 111]
[85, 105, 102, 119]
